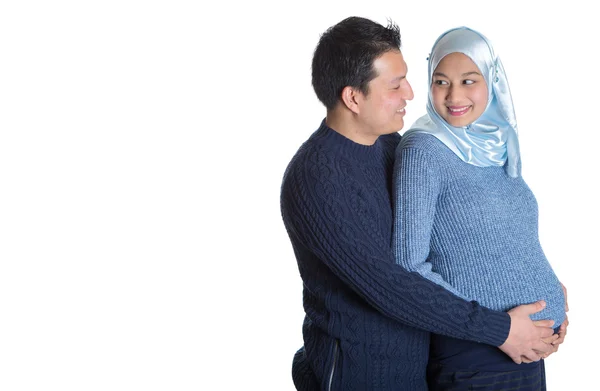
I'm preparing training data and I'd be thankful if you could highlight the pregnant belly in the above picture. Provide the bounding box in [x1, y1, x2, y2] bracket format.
[441, 263, 566, 326]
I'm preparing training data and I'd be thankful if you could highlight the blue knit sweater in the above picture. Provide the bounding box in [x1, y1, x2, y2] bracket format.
[281, 121, 511, 391]
[392, 132, 565, 326]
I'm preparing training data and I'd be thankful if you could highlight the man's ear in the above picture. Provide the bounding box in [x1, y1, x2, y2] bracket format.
[340, 86, 361, 114]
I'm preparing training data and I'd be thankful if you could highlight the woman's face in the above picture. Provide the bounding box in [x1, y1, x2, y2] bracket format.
[431, 52, 488, 127]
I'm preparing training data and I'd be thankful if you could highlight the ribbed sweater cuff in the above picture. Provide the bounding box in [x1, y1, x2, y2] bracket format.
[479, 309, 511, 346]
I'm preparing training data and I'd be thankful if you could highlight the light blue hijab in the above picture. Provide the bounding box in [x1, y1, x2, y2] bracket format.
[405, 27, 521, 177]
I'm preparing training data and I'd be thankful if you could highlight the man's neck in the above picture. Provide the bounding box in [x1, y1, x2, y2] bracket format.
[325, 110, 378, 146]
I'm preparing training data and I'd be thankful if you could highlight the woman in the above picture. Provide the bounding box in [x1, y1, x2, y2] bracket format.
[392, 27, 566, 390]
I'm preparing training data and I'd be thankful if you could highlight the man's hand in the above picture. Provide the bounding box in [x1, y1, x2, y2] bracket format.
[540, 283, 570, 359]
[537, 314, 569, 360]
[552, 313, 568, 347]
[498, 301, 556, 364]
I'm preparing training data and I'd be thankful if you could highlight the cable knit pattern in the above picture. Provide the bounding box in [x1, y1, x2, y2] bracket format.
[281, 121, 511, 391]
[393, 132, 565, 326]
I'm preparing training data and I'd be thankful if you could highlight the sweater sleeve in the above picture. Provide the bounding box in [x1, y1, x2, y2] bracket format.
[281, 148, 510, 347]
[392, 145, 469, 299]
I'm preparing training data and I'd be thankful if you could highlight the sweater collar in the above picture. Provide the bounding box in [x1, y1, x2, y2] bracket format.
[312, 119, 386, 163]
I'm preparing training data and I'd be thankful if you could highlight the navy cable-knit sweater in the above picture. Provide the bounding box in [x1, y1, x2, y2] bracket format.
[280, 121, 511, 390]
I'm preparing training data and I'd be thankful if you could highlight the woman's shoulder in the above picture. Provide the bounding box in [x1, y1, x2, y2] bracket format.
[398, 131, 449, 155]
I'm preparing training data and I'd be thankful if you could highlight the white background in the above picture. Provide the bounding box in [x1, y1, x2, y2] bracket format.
[0, 1, 596, 390]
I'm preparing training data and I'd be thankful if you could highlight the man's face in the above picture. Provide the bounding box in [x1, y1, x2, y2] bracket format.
[357, 50, 414, 137]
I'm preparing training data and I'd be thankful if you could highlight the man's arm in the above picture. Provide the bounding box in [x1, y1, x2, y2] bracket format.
[281, 149, 554, 361]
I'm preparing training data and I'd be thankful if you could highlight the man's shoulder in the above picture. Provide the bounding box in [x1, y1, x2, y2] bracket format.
[378, 132, 401, 151]
[381, 131, 402, 144]
[283, 139, 337, 185]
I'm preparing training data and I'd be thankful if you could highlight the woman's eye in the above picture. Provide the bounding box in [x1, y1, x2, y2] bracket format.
[464, 79, 475, 85]
[434, 80, 448, 85]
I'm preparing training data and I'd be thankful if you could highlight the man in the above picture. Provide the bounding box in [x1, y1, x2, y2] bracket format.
[280, 17, 563, 390]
